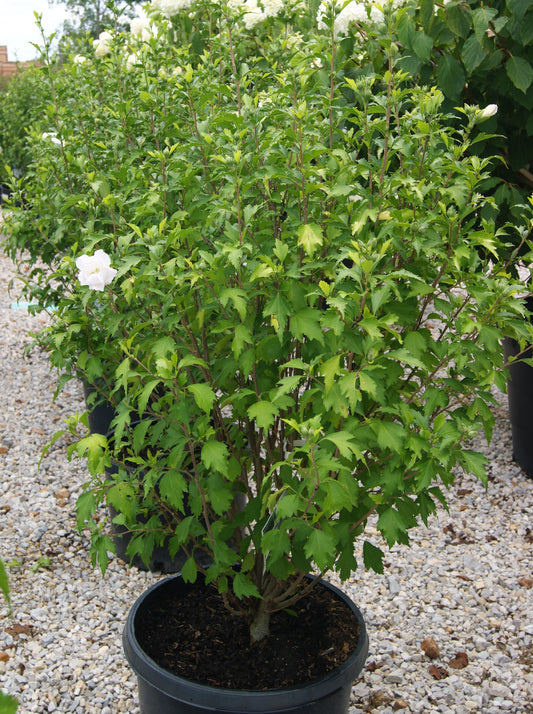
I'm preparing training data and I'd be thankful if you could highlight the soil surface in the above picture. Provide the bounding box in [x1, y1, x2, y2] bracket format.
[135, 578, 362, 690]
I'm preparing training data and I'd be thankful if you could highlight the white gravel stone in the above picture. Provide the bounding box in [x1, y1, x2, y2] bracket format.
[1, 231, 532, 714]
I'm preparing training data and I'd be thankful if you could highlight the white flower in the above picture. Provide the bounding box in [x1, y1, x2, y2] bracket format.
[516, 262, 531, 285]
[318, 0, 406, 37]
[73, 54, 87, 65]
[131, 17, 154, 41]
[76, 250, 117, 292]
[478, 103, 498, 120]
[42, 132, 62, 146]
[93, 31, 113, 58]
[126, 53, 139, 69]
[151, 0, 193, 16]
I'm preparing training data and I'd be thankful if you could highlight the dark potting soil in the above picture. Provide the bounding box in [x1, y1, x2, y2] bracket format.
[135, 578, 362, 690]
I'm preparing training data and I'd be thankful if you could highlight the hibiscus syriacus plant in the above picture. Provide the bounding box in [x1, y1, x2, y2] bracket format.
[8, 0, 533, 643]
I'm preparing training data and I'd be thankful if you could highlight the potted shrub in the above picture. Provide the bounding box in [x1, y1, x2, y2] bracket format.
[7, 0, 533, 711]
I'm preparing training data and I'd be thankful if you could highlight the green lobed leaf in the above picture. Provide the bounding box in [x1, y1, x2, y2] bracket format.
[377, 506, 411, 547]
[233, 572, 261, 599]
[297, 223, 323, 257]
[304, 528, 336, 571]
[247, 400, 280, 430]
[363, 540, 385, 574]
[187, 383, 216, 414]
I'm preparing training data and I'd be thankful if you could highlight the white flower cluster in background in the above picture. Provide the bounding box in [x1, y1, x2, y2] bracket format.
[130, 17, 156, 41]
[228, 0, 285, 29]
[93, 31, 113, 58]
[151, 0, 194, 16]
[317, 0, 407, 37]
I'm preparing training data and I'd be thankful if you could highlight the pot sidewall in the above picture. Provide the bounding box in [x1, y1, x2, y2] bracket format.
[123, 575, 369, 714]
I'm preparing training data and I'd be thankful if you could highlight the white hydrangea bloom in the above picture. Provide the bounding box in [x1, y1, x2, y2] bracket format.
[93, 31, 113, 58]
[73, 54, 87, 65]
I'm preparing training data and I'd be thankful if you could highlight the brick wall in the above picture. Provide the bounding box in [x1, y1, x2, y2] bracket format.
[0, 46, 39, 78]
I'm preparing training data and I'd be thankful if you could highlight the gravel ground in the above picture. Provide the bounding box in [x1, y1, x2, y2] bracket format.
[0, 237, 532, 714]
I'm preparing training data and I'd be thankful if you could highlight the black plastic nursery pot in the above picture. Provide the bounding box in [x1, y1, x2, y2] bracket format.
[105, 459, 188, 574]
[82, 380, 116, 436]
[123, 574, 369, 714]
[503, 295, 533, 478]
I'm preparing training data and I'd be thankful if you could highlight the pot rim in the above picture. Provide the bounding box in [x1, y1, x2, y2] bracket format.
[123, 573, 369, 712]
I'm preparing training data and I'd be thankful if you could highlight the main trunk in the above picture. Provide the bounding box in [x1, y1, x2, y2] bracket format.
[249, 602, 271, 643]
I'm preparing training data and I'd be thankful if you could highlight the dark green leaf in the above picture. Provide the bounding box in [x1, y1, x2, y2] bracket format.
[506, 56, 533, 93]
[304, 528, 336, 571]
[461, 34, 486, 74]
[363, 540, 384, 574]
[437, 54, 466, 98]
[181, 557, 198, 583]
[233, 572, 261, 599]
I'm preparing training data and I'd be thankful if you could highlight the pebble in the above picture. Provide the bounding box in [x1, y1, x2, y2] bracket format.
[1, 233, 532, 714]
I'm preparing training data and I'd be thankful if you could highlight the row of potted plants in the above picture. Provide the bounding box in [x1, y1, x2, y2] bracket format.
[2, 0, 533, 711]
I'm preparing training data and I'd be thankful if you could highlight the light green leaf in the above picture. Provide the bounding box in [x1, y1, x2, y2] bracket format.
[201, 441, 229, 474]
[297, 223, 323, 257]
[247, 400, 279, 430]
[359, 370, 378, 398]
[290, 309, 324, 343]
[321, 355, 341, 395]
[187, 383, 216, 413]
[304, 528, 336, 571]
[250, 262, 274, 282]
[322, 431, 362, 459]
[232, 324, 253, 358]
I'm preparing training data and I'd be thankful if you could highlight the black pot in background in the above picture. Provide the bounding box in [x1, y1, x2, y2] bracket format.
[123, 575, 369, 714]
[504, 295, 533, 478]
[105, 459, 189, 574]
[82, 380, 116, 435]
